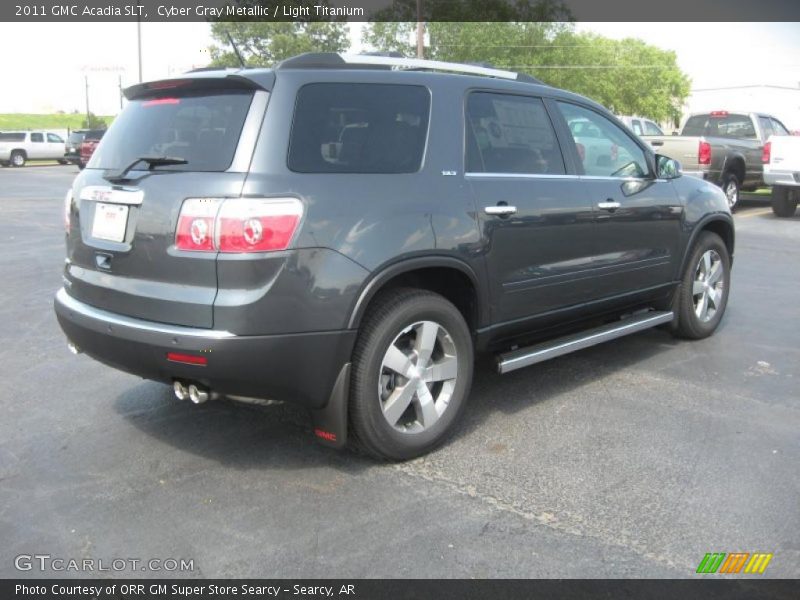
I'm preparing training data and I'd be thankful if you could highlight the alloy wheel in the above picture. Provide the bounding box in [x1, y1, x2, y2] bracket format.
[692, 249, 724, 323]
[378, 320, 458, 434]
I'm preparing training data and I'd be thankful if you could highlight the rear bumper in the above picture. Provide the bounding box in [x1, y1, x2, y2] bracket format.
[54, 288, 356, 409]
[764, 168, 800, 187]
[681, 170, 708, 180]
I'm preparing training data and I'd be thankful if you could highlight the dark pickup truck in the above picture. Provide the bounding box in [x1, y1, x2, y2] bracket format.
[644, 111, 791, 210]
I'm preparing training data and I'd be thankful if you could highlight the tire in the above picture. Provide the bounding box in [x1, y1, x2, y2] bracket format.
[349, 288, 474, 461]
[771, 186, 798, 218]
[721, 172, 739, 212]
[57, 159, 69, 165]
[10, 151, 26, 167]
[77, 161, 85, 170]
[672, 231, 731, 340]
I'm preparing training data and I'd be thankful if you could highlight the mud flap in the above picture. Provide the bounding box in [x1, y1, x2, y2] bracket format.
[310, 362, 350, 448]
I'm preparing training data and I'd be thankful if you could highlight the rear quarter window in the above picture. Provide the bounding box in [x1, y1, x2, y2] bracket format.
[0, 133, 26, 142]
[288, 83, 430, 174]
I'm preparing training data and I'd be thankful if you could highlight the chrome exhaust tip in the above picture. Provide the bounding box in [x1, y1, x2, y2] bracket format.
[67, 342, 81, 355]
[173, 380, 188, 401]
[188, 384, 209, 404]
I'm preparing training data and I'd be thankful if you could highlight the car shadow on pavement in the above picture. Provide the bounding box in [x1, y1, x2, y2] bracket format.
[113, 327, 682, 468]
[113, 384, 375, 472]
[454, 328, 683, 439]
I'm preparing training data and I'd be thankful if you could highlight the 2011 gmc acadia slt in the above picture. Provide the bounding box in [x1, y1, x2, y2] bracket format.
[55, 53, 734, 460]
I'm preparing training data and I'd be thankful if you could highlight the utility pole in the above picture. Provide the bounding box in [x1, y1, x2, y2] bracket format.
[136, 0, 143, 82]
[416, 0, 424, 59]
[84, 76, 90, 122]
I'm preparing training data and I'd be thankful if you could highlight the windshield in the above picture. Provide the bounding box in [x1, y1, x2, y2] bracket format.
[88, 90, 254, 171]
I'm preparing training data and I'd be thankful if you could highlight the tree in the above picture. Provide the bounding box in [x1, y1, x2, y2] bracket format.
[208, 2, 350, 67]
[82, 112, 106, 129]
[364, 20, 690, 123]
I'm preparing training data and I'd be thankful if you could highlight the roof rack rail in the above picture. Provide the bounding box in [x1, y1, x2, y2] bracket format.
[276, 52, 544, 84]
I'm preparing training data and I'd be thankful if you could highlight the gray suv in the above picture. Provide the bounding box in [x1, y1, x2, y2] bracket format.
[55, 53, 734, 460]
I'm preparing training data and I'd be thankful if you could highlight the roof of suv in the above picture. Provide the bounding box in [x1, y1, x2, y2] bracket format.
[125, 52, 613, 120]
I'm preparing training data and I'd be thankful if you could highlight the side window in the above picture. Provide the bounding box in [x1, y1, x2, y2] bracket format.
[631, 120, 643, 136]
[557, 102, 650, 178]
[30, 133, 44, 143]
[770, 118, 790, 136]
[288, 83, 430, 174]
[759, 117, 775, 138]
[465, 92, 564, 175]
[643, 121, 664, 136]
[47, 133, 64, 143]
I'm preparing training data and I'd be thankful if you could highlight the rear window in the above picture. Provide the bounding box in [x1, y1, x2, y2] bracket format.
[288, 83, 430, 174]
[68, 132, 86, 144]
[682, 114, 757, 139]
[88, 90, 254, 172]
[0, 133, 25, 142]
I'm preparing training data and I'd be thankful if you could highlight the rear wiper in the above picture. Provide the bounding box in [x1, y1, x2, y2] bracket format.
[104, 156, 188, 183]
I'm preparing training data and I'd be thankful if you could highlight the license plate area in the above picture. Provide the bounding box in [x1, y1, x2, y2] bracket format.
[91, 202, 129, 243]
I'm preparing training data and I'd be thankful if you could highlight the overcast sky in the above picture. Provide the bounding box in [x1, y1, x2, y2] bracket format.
[0, 22, 797, 115]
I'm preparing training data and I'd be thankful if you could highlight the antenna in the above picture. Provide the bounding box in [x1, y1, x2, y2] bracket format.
[226, 31, 246, 68]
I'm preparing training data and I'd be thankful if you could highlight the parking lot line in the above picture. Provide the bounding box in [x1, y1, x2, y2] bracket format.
[737, 208, 773, 219]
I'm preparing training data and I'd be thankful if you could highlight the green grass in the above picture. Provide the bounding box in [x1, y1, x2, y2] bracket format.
[0, 113, 114, 131]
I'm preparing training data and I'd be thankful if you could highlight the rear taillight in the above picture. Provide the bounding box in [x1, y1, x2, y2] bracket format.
[698, 141, 712, 165]
[64, 189, 72, 232]
[175, 197, 303, 253]
[217, 199, 303, 253]
[175, 198, 221, 251]
[762, 141, 771, 164]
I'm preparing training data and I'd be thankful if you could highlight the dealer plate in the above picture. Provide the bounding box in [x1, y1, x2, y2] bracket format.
[92, 202, 129, 242]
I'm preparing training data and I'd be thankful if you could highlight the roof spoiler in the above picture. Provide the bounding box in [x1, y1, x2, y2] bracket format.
[124, 73, 272, 101]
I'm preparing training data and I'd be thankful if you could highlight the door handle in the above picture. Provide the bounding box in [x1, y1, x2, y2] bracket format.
[597, 201, 621, 211]
[650, 141, 664, 147]
[485, 205, 517, 216]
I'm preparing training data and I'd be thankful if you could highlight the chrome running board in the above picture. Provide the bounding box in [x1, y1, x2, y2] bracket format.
[496, 311, 674, 374]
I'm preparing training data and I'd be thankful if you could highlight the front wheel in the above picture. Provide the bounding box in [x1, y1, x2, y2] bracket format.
[349, 289, 474, 461]
[673, 232, 731, 340]
[721, 172, 739, 212]
[771, 186, 798, 218]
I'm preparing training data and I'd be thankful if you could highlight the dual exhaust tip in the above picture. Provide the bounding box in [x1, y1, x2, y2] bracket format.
[173, 380, 215, 404]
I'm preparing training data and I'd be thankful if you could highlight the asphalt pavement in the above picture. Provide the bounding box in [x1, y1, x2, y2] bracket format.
[0, 165, 797, 578]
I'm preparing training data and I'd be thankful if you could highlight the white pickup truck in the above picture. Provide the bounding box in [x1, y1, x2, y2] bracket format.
[763, 135, 800, 217]
[0, 131, 68, 167]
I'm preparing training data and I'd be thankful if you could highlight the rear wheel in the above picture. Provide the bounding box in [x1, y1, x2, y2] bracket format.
[771, 186, 798, 218]
[673, 232, 731, 340]
[349, 289, 473, 461]
[77, 161, 85, 170]
[10, 151, 26, 167]
[721, 172, 739, 212]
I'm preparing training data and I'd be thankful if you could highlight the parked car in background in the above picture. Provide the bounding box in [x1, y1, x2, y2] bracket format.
[65, 129, 105, 166]
[763, 135, 800, 217]
[642, 111, 790, 210]
[77, 129, 105, 169]
[618, 115, 665, 137]
[55, 53, 734, 460]
[0, 131, 69, 167]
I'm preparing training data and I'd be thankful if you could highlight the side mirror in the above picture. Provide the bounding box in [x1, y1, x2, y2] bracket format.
[656, 154, 681, 180]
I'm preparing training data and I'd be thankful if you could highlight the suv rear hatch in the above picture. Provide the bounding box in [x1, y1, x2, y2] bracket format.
[64, 76, 268, 328]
